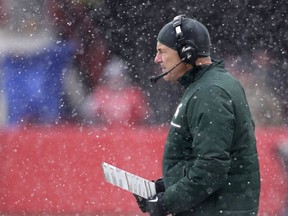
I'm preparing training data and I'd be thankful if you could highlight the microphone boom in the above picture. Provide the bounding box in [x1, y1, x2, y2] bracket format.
[149, 58, 185, 84]
[149, 71, 169, 84]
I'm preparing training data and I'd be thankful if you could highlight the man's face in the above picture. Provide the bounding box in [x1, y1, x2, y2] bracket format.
[154, 42, 188, 82]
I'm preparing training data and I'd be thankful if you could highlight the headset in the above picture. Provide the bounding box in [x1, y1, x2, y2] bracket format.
[172, 14, 199, 65]
[149, 15, 200, 84]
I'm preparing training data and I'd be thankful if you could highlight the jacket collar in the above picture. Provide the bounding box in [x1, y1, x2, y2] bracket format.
[177, 59, 224, 87]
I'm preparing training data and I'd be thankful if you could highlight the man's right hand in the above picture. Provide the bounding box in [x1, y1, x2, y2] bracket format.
[134, 178, 166, 213]
[133, 194, 147, 212]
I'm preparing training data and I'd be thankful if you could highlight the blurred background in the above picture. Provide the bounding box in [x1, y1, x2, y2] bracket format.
[0, 0, 288, 215]
[0, 0, 287, 126]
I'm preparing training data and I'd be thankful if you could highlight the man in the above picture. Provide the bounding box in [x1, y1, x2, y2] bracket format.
[134, 15, 260, 216]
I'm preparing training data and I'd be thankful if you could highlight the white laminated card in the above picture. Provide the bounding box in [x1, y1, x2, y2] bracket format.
[101, 162, 156, 199]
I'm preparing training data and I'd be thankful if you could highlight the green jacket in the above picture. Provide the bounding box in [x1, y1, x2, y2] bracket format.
[162, 60, 260, 216]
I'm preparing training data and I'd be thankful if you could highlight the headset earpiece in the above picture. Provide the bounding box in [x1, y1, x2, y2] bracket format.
[173, 14, 198, 65]
[177, 40, 198, 64]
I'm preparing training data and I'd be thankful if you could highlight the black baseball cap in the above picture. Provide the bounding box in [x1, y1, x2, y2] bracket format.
[157, 16, 211, 57]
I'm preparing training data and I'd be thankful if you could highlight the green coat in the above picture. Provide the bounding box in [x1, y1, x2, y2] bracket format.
[162, 60, 260, 216]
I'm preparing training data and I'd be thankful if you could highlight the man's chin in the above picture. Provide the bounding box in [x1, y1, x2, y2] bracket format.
[163, 74, 172, 82]
[163, 74, 178, 83]
[163, 74, 169, 81]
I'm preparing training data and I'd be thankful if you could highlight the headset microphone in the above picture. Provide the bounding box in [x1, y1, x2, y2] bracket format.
[149, 58, 185, 84]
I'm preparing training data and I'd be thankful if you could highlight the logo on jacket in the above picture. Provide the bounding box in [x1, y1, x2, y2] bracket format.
[174, 103, 182, 118]
[171, 103, 182, 128]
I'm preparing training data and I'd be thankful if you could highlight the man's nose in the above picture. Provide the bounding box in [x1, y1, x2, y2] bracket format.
[154, 53, 161, 64]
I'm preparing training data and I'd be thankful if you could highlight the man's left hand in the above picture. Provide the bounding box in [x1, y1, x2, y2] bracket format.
[146, 192, 170, 216]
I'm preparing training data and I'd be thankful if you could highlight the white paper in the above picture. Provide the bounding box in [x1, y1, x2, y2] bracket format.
[101, 162, 156, 199]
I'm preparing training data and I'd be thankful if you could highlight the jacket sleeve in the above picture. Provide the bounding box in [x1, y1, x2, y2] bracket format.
[163, 85, 235, 214]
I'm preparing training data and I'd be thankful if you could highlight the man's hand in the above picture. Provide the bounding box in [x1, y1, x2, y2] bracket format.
[134, 178, 166, 214]
[133, 194, 147, 212]
[155, 178, 165, 193]
[146, 192, 169, 216]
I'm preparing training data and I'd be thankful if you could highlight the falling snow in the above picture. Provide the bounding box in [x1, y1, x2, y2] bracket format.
[0, 0, 287, 215]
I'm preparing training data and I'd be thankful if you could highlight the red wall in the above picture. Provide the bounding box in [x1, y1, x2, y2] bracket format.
[0, 125, 287, 215]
